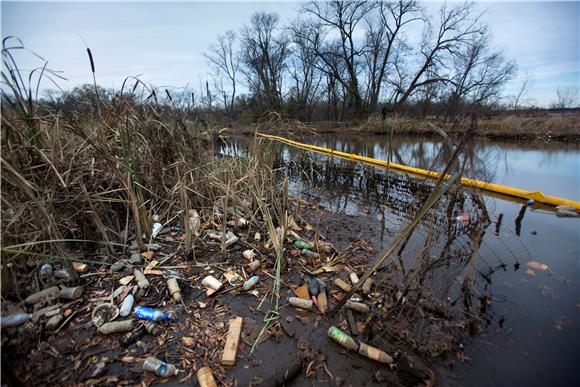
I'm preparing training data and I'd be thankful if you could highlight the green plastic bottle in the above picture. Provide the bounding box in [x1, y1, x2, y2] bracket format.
[328, 326, 358, 351]
[294, 240, 314, 250]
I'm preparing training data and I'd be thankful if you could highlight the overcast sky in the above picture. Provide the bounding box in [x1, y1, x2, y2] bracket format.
[2, 1, 578, 106]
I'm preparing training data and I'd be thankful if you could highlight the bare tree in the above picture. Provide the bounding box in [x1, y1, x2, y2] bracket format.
[364, 0, 422, 111]
[302, 0, 376, 117]
[240, 12, 289, 111]
[551, 86, 579, 109]
[386, 2, 485, 114]
[511, 73, 533, 110]
[204, 30, 240, 119]
[287, 20, 324, 120]
[445, 28, 516, 119]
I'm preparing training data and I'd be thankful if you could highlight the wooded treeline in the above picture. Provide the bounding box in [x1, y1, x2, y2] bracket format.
[203, 0, 516, 123]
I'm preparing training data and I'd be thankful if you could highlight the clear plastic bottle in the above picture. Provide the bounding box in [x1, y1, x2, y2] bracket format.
[142, 357, 178, 377]
[1, 312, 30, 328]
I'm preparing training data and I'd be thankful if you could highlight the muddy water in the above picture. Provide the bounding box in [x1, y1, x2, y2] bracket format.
[225, 134, 579, 386]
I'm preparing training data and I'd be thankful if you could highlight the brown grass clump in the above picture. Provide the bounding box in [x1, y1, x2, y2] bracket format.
[0, 39, 288, 297]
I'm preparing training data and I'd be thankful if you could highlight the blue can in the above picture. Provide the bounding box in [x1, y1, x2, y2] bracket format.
[134, 306, 172, 321]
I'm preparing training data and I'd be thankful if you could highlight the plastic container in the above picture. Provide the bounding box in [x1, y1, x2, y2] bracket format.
[225, 235, 239, 247]
[294, 240, 313, 250]
[243, 276, 259, 291]
[59, 286, 84, 300]
[358, 342, 393, 364]
[247, 260, 260, 273]
[167, 278, 182, 302]
[98, 320, 133, 334]
[362, 278, 372, 294]
[144, 321, 163, 335]
[288, 297, 313, 310]
[327, 326, 358, 351]
[119, 294, 135, 317]
[134, 269, 150, 289]
[345, 300, 370, 313]
[201, 276, 222, 291]
[134, 306, 173, 321]
[349, 272, 360, 285]
[25, 286, 60, 304]
[301, 249, 319, 259]
[39, 263, 53, 279]
[197, 366, 218, 387]
[142, 357, 178, 377]
[334, 278, 352, 292]
[1, 312, 30, 328]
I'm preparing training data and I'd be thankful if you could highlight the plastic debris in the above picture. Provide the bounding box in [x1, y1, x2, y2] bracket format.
[242, 249, 256, 260]
[167, 278, 182, 302]
[144, 321, 163, 335]
[197, 366, 218, 387]
[294, 285, 310, 300]
[358, 342, 393, 364]
[254, 232, 261, 242]
[98, 320, 134, 334]
[302, 249, 319, 259]
[455, 215, 469, 221]
[349, 272, 360, 285]
[317, 279, 328, 314]
[225, 234, 239, 247]
[54, 269, 72, 280]
[59, 286, 84, 300]
[362, 278, 372, 294]
[555, 205, 580, 217]
[201, 275, 223, 296]
[345, 300, 370, 313]
[1, 312, 30, 329]
[134, 306, 174, 321]
[120, 294, 135, 317]
[328, 326, 358, 351]
[25, 286, 60, 305]
[294, 240, 313, 250]
[247, 260, 260, 273]
[526, 261, 549, 271]
[142, 357, 178, 377]
[334, 278, 352, 292]
[151, 222, 163, 238]
[134, 269, 150, 289]
[72, 262, 88, 272]
[39, 263, 53, 279]
[221, 316, 243, 366]
[119, 275, 134, 286]
[46, 314, 63, 331]
[91, 304, 120, 327]
[242, 276, 259, 291]
[289, 297, 313, 310]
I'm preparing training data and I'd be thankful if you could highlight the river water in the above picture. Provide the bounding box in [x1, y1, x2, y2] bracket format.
[224, 134, 579, 386]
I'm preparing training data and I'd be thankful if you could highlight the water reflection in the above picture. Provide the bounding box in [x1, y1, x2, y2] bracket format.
[223, 134, 580, 386]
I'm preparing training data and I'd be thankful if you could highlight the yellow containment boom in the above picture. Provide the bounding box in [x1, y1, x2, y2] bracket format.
[256, 132, 580, 210]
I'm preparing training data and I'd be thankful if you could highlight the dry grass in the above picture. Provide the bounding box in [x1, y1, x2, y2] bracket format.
[0, 40, 288, 296]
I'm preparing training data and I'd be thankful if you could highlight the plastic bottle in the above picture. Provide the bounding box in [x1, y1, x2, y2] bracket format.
[119, 294, 135, 317]
[349, 272, 360, 285]
[134, 270, 150, 289]
[225, 235, 239, 247]
[59, 286, 84, 300]
[247, 260, 260, 273]
[362, 278, 372, 294]
[294, 240, 313, 250]
[316, 279, 327, 314]
[243, 276, 259, 291]
[25, 286, 60, 304]
[1, 312, 30, 328]
[197, 366, 218, 387]
[327, 326, 358, 351]
[144, 321, 163, 335]
[98, 320, 134, 334]
[54, 269, 72, 280]
[334, 278, 352, 292]
[39, 263, 53, 279]
[167, 278, 182, 302]
[134, 306, 173, 321]
[142, 357, 178, 377]
[345, 300, 370, 313]
[120, 326, 145, 347]
[302, 249, 319, 259]
[288, 297, 313, 310]
[358, 342, 393, 364]
[201, 276, 222, 291]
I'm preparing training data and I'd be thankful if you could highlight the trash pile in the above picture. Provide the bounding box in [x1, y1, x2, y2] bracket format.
[1, 201, 442, 385]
